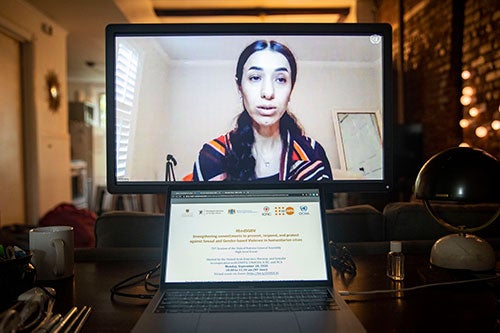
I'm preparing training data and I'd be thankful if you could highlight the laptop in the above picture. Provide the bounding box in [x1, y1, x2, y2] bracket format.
[132, 185, 365, 333]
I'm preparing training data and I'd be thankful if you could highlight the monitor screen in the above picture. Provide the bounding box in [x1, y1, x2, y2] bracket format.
[106, 23, 393, 193]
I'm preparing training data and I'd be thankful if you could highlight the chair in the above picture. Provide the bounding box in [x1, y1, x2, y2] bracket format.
[94, 211, 164, 247]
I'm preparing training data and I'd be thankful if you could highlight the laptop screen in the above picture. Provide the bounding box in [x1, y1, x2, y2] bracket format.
[164, 187, 328, 283]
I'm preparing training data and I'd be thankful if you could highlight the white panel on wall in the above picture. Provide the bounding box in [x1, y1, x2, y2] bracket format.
[0, 31, 25, 225]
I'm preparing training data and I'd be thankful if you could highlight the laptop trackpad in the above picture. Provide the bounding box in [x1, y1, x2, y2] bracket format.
[196, 313, 300, 333]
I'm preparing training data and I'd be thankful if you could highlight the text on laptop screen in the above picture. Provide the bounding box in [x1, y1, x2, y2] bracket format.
[164, 188, 328, 283]
[106, 23, 393, 193]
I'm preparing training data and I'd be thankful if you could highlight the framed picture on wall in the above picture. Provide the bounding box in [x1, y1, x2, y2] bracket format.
[332, 110, 383, 179]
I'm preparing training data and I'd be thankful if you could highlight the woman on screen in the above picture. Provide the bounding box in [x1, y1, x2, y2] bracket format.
[193, 40, 332, 181]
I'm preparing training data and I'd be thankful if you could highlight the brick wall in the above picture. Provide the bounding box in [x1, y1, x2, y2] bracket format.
[404, 0, 463, 160]
[377, 0, 500, 160]
[461, 0, 500, 159]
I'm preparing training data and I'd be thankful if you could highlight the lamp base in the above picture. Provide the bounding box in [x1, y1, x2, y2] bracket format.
[430, 233, 496, 271]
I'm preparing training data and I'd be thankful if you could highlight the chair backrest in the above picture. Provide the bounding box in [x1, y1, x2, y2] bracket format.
[94, 211, 164, 247]
[383, 201, 500, 241]
[326, 204, 384, 243]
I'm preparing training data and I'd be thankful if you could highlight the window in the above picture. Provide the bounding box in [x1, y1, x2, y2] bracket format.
[115, 43, 140, 179]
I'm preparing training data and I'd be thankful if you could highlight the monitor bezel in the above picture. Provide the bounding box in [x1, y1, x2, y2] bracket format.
[105, 23, 393, 194]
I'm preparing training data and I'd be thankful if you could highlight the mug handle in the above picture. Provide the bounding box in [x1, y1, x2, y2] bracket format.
[52, 239, 65, 276]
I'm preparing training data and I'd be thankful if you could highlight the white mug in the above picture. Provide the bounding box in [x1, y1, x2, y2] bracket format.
[29, 226, 74, 280]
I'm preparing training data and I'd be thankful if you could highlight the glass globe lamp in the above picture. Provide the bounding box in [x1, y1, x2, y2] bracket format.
[414, 147, 500, 271]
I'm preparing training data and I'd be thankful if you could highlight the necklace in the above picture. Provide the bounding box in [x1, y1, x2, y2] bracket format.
[252, 144, 281, 166]
[252, 140, 282, 177]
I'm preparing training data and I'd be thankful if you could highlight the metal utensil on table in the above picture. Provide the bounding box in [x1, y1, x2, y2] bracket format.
[73, 306, 92, 333]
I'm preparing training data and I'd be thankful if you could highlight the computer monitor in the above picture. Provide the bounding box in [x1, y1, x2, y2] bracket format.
[105, 23, 393, 193]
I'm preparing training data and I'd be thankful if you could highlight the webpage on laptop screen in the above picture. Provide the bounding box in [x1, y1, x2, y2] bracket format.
[165, 190, 327, 283]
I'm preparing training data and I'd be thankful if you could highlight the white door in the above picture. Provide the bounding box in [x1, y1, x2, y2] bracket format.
[0, 31, 25, 226]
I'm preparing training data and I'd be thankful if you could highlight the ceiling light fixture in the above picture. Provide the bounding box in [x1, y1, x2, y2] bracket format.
[154, 7, 350, 22]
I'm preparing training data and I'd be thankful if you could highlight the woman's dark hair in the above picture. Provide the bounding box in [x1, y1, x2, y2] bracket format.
[225, 40, 302, 181]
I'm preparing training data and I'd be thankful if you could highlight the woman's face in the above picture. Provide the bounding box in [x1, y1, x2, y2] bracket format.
[239, 49, 293, 130]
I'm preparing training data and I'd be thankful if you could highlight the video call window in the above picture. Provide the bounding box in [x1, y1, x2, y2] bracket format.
[106, 24, 393, 193]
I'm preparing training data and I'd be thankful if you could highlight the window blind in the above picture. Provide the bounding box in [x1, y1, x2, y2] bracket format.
[115, 43, 139, 179]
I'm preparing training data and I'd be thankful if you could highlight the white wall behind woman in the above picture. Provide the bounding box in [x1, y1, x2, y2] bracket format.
[129, 56, 381, 180]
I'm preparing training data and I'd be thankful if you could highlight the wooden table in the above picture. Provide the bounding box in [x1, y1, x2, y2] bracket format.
[47, 248, 500, 332]
[333, 254, 499, 332]
[75, 260, 158, 332]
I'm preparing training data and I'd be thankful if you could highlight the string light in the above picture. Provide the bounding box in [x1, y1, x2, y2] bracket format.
[469, 107, 479, 117]
[459, 69, 497, 154]
[460, 95, 472, 106]
[462, 86, 474, 96]
[492, 120, 500, 131]
[459, 119, 470, 128]
[475, 126, 488, 138]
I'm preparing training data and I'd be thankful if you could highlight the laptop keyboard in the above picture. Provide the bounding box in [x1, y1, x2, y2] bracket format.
[155, 288, 339, 313]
